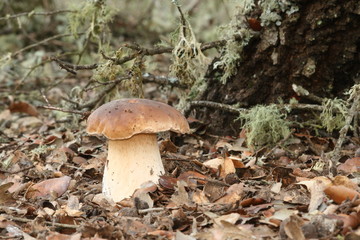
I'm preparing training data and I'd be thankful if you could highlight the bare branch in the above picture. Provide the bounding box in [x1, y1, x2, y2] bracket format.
[12, 33, 84, 58]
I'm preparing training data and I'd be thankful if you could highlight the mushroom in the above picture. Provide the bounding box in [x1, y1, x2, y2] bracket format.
[86, 98, 190, 202]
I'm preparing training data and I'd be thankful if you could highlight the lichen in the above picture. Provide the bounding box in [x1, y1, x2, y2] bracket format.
[214, 1, 254, 84]
[239, 104, 291, 148]
[319, 98, 348, 133]
[169, 7, 209, 88]
[259, 0, 299, 27]
[214, 0, 299, 84]
[68, 0, 115, 48]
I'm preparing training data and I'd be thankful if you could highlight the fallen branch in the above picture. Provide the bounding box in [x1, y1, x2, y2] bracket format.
[330, 90, 360, 162]
[189, 100, 325, 113]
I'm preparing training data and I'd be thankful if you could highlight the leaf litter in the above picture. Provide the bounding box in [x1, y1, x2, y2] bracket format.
[2, 102, 360, 239]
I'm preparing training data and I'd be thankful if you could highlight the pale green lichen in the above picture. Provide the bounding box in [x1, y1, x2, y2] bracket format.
[215, 0, 298, 84]
[259, 0, 299, 26]
[169, 7, 209, 88]
[68, 0, 115, 49]
[214, 0, 254, 84]
[239, 104, 291, 148]
[319, 98, 348, 133]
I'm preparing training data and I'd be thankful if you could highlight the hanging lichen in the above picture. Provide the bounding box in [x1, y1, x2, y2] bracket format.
[169, 1, 209, 88]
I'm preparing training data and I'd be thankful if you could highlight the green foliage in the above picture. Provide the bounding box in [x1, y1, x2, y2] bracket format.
[239, 105, 291, 148]
[319, 98, 347, 133]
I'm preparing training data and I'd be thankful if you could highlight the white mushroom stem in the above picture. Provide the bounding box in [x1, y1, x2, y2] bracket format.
[103, 133, 164, 202]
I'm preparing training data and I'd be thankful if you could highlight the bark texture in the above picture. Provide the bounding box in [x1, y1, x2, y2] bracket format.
[196, 0, 360, 136]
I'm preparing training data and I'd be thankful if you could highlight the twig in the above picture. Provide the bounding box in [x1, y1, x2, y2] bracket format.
[86, 76, 131, 90]
[189, 100, 245, 114]
[40, 89, 50, 105]
[80, 83, 118, 109]
[51, 57, 98, 75]
[0, 142, 17, 152]
[3, 215, 79, 229]
[189, 177, 230, 187]
[330, 94, 360, 162]
[37, 105, 89, 116]
[263, 129, 296, 159]
[292, 84, 324, 104]
[0, 165, 35, 174]
[189, 100, 325, 114]
[138, 207, 179, 214]
[143, 73, 186, 89]
[12, 33, 84, 58]
[0, 10, 76, 21]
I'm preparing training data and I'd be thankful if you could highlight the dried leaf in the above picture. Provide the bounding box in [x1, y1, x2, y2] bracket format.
[9, 101, 39, 117]
[213, 213, 241, 226]
[171, 181, 195, 207]
[26, 176, 71, 199]
[0, 182, 15, 204]
[298, 176, 331, 212]
[324, 185, 360, 204]
[337, 157, 360, 173]
[281, 215, 305, 240]
[64, 196, 84, 217]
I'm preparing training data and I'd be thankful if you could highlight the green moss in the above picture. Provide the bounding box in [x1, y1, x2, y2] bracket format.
[239, 104, 291, 148]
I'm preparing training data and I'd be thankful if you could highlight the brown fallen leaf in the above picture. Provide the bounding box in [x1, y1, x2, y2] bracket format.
[203, 156, 235, 178]
[324, 185, 360, 204]
[333, 175, 358, 190]
[9, 101, 39, 117]
[178, 171, 207, 187]
[26, 176, 71, 199]
[240, 198, 265, 207]
[280, 215, 305, 240]
[196, 221, 255, 240]
[298, 176, 332, 212]
[337, 157, 360, 174]
[0, 182, 15, 204]
[337, 213, 360, 234]
[45, 232, 81, 240]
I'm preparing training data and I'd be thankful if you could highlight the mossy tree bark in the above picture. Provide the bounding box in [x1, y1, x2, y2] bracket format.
[195, 0, 360, 136]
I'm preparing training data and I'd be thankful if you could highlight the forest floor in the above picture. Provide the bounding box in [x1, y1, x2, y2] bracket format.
[2, 86, 360, 240]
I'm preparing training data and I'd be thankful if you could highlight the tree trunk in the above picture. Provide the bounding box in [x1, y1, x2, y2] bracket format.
[195, 0, 360, 136]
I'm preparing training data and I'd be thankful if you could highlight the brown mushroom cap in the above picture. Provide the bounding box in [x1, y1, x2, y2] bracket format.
[86, 98, 190, 140]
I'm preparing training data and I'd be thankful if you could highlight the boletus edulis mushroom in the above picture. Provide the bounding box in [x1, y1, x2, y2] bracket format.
[86, 98, 190, 202]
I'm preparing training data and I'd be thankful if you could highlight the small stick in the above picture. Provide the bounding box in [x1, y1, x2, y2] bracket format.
[3, 215, 79, 229]
[0, 165, 35, 174]
[330, 94, 360, 162]
[138, 207, 179, 214]
[189, 177, 230, 187]
[37, 105, 88, 116]
[0, 10, 76, 21]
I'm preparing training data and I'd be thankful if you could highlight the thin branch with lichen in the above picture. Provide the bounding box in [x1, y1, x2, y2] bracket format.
[329, 85, 360, 162]
[0, 10, 76, 21]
